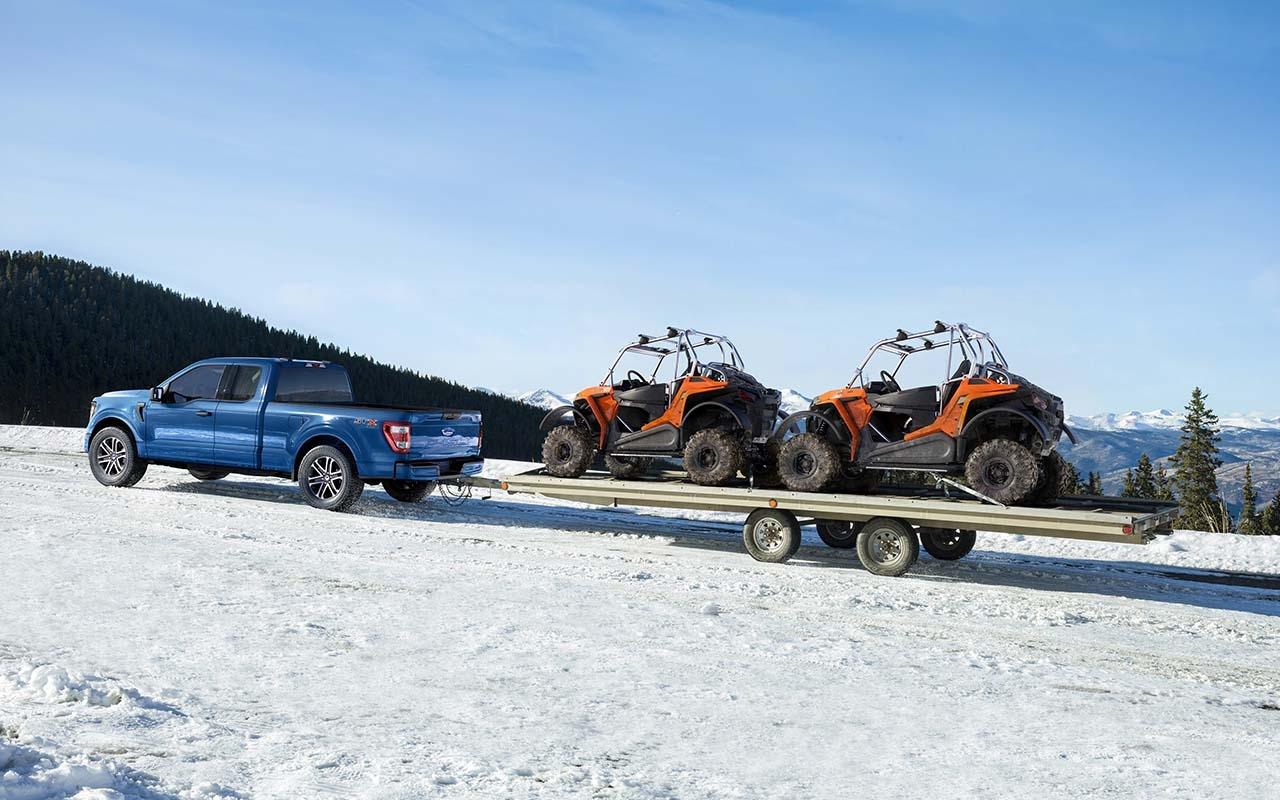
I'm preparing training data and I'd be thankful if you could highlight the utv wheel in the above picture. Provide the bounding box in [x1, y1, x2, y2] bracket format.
[856, 517, 919, 577]
[384, 479, 435, 503]
[683, 429, 744, 486]
[542, 426, 595, 478]
[919, 528, 977, 560]
[777, 432, 841, 492]
[604, 455, 651, 480]
[1029, 450, 1067, 504]
[963, 438, 1040, 505]
[298, 445, 364, 512]
[742, 509, 802, 563]
[188, 467, 230, 481]
[89, 426, 148, 488]
[815, 519, 863, 549]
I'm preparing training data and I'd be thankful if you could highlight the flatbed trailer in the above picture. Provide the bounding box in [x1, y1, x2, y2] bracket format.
[462, 469, 1180, 577]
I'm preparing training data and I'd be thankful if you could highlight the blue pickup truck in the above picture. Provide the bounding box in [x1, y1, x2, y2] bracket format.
[84, 357, 483, 511]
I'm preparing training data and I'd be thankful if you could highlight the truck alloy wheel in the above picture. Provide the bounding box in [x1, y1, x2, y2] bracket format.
[298, 445, 364, 512]
[88, 426, 148, 488]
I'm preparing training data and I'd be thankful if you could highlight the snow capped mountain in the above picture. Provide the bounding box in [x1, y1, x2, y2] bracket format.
[1068, 409, 1280, 432]
[778, 389, 812, 415]
[517, 388, 572, 410]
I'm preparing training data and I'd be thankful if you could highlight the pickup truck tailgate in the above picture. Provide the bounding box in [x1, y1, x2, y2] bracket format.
[409, 411, 481, 459]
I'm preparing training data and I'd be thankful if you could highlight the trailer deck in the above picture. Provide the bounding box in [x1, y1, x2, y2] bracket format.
[461, 468, 1180, 576]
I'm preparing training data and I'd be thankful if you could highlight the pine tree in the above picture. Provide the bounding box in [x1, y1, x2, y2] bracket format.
[1237, 464, 1260, 535]
[1170, 387, 1223, 531]
[1121, 469, 1137, 498]
[1261, 490, 1280, 536]
[1061, 460, 1083, 495]
[1087, 471, 1103, 495]
[1153, 463, 1175, 502]
[1132, 453, 1159, 499]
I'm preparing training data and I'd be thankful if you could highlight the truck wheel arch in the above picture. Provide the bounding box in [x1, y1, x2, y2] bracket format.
[90, 415, 141, 449]
[293, 434, 360, 480]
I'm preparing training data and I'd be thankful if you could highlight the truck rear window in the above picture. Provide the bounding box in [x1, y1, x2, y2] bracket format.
[274, 366, 354, 403]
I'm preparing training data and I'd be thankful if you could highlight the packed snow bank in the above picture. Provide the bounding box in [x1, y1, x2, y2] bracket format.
[0, 424, 83, 454]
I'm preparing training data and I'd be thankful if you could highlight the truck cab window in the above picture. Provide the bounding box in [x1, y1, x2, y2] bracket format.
[274, 366, 354, 403]
[167, 365, 225, 402]
[221, 366, 263, 402]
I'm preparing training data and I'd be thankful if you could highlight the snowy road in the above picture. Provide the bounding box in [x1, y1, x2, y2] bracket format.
[2, 429, 1279, 799]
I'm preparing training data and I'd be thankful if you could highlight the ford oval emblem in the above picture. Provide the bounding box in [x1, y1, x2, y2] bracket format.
[441, 428, 455, 437]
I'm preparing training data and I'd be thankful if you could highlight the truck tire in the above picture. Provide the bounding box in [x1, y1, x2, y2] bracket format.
[605, 455, 651, 480]
[815, 519, 863, 549]
[964, 438, 1040, 505]
[298, 445, 364, 512]
[384, 480, 435, 503]
[1029, 450, 1067, 504]
[777, 432, 840, 492]
[88, 426, 148, 488]
[856, 517, 919, 577]
[542, 426, 595, 478]
[683, 428, 744, 486]
[188, 467, 230, 481]
[919, 528, 977, 560]
[742, 508, 802, 563]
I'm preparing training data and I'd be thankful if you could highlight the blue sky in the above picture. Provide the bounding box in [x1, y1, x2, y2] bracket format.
[3, 0, 1278, 415]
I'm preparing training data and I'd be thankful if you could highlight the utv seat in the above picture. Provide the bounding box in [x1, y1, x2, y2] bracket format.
[939, 360, 972, 410]
[870, 385, 940, 430]
[614, 383, 669, 429]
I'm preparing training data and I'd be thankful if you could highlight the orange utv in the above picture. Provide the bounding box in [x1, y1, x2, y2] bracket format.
[539, 328, 782, 485]
[775, 322, 1075, 505]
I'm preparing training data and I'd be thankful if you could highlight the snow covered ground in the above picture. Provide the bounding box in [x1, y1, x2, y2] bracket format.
[2, 426, 1279, 799]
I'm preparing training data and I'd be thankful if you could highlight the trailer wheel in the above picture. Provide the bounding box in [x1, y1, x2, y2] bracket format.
[856, 517, 919, 577]
[815, 519, 863, 549]
[919, 528, 977, 560]
[742, 508, 801, 563]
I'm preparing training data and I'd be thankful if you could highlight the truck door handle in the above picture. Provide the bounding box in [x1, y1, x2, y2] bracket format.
[195, 410, 213, 417]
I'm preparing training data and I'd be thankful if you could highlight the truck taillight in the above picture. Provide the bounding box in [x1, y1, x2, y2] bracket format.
[478, 421, 483, 451]
[383, 422, 411, 453]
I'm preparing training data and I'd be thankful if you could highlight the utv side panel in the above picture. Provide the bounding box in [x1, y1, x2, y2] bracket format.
[859, 431, 958, 468]
[611, 422, 681, 453]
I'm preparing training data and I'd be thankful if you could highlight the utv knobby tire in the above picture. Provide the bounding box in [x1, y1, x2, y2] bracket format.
[605, 455, 651, 480]
[188, 467, 230, 481]
[746, 439, 783, 488]
[815, 519, 863, 549]
[919, 528, 977, 561]
[384, 479, 436, 503]
[777, 432, 841, 492]
[1029, 450, 1067, 504]
[964, 438, 1040, 505]
[742, 509, 802, 563]
[89, 426, 148, 488]
[298, 445, 364, 512]
[683, 429, 744, 486]
[856, 518, 919, 577]
[542, 426, 595, 478]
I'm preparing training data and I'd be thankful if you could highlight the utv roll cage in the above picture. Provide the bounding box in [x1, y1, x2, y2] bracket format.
[603, 327, 745, 386]
[850, 321, 1011, 389]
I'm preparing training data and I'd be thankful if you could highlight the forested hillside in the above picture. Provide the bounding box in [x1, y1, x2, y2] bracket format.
[0, 251, 544, 459]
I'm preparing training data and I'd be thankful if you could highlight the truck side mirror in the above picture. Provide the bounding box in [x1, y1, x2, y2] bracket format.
[151, 387, 165, 402]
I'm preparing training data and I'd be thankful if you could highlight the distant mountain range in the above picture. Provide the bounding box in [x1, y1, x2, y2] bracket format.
[506, 387, 1279, 508]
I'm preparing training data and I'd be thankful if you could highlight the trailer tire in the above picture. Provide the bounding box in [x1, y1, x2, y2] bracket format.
[815, 519, 863, 549]
[964, 438, 1040, 505]
[856, 517, 919, 577]
[919, 528, 977, 560]
[89, 426, 148, 488]
[188, 467, 230, 481]
[742, 508, 801, 563]
[605, 455, 651, 480]
[298, 445, 364, 512]
[777, 432, 841, 492]
[542, 425, 595, 478]
[683, 428, 744, 486]
[384, 480, 435, 503]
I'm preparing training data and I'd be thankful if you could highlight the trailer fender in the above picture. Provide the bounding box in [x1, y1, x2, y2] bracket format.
[539, 405, 590, 432]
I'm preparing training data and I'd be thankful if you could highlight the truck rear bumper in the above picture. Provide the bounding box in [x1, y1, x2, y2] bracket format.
[393, 458, 484, 482]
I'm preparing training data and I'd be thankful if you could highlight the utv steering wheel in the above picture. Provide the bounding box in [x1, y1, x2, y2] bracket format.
[879, 370, 902, 393]
[626, 370, 648, 385]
